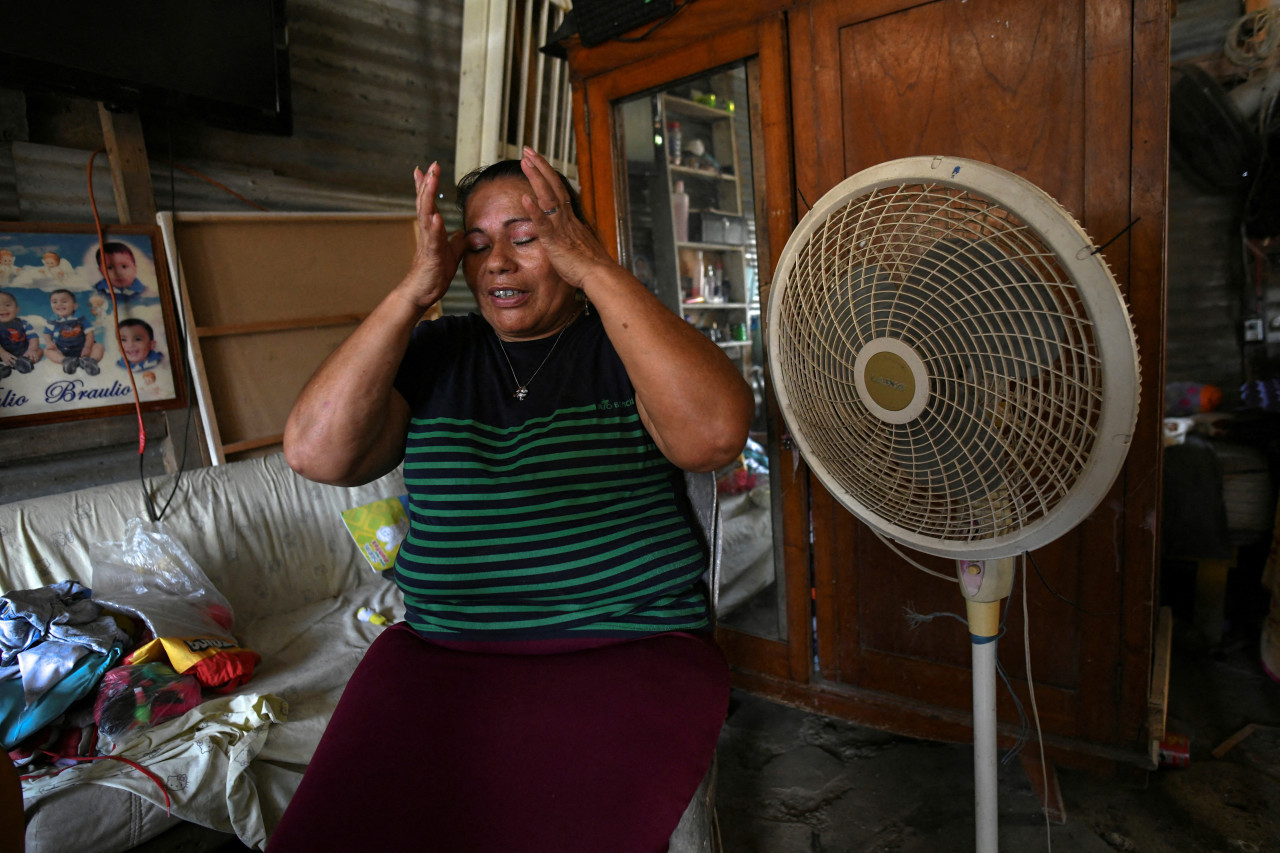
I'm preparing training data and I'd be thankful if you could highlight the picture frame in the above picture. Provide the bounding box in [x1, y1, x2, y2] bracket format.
[0, 222, 186, 428]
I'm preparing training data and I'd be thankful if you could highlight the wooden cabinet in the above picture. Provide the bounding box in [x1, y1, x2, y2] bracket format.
[565, 0, 1169, 776]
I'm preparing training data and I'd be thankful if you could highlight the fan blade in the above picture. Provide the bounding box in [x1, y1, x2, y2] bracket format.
[905, 238, 1065, 381]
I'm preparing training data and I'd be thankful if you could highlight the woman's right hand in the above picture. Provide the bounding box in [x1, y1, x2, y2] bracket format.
[401, 161, 466, 309]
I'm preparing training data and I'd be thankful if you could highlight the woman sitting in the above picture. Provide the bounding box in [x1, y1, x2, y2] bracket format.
[274, 148, 754, 852]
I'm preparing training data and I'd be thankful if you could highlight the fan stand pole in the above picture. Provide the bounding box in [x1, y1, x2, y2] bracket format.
[967, 597, 1002, 853]
[958, 558, 1015, 853]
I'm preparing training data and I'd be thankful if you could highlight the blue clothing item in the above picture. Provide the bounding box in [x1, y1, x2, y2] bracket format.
[1, 317, 36, 356]
[44, 315, 91, 357]
[0, 580, 128, 667]
[93, 277, 145, 302]
[0, 645, 122, 750]
[117, 349, 163, 372]
[0, 580, 130, 749]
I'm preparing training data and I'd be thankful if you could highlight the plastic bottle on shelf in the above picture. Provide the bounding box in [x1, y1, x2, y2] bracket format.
[667, 121, 682, 165]
[703, 260, 725, 302]
[672, 180, 690, 243]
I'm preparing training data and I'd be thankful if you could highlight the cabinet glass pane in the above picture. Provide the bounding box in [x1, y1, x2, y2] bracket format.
[614, 62, 785, 641]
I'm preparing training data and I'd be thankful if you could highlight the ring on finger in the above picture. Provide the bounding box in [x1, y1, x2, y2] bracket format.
[542, 206, 560, 215]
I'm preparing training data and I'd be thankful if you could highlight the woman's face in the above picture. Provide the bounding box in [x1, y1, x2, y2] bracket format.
[462, 176, 577, 342]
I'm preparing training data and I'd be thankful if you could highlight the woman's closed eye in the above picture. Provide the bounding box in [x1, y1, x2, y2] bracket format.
[466, 236, 535, 254]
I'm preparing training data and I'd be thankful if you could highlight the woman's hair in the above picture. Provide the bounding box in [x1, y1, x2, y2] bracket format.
[455, 159, 587, 224]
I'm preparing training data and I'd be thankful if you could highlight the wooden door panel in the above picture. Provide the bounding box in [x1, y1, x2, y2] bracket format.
[838, 525, 1120, 688]
[837, 0, 1086, 207]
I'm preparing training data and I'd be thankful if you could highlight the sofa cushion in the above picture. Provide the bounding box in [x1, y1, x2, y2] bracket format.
[0, 453, 406, 626]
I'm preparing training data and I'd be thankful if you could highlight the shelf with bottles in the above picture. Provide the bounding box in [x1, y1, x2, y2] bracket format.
[664, 92, 737, 120]
[685, 312, 752, 347]
[661, 93, 741, 217]
[677, 247, 747, 305]
[668, 163, 738, 183]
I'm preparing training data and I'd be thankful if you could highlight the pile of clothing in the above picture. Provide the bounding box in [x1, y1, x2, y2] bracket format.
[2, 524, 261, 775]
[0, 581, 128, 762]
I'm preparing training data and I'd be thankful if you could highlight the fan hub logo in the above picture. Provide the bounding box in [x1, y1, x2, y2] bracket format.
[852, 337, 929, 424]
[864, 351, 915, 411]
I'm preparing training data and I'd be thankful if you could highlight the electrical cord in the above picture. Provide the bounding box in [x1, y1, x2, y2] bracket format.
[157, 160, 268, 212]
[1023, 557, 1053, 851]
[86, 145, 265, 521]
[871, 527, 957, 583]
[86, 150, 148, 451]
[1026, 549, 1111, 617]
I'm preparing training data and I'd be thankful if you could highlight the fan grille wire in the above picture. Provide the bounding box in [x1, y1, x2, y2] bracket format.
[775, 181, 1103, 543]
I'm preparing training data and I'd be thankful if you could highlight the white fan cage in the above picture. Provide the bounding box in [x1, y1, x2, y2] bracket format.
[768, 156, 1140, 560]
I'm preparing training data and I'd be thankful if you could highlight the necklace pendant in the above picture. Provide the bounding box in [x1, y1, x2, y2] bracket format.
[514, 386, 528, 401]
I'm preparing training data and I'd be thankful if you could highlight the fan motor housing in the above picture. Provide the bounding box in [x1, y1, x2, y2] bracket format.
[854, 338, 929, 424]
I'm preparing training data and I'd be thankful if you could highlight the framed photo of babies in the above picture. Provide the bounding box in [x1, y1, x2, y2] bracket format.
[0, 222, 186, 427]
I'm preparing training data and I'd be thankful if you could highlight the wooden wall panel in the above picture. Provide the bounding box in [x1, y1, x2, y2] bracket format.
[836, 0, 1087, 208]
[198, 326, 355, 456]
[160, 212, 427, 463]
[173, 217, 417, 327]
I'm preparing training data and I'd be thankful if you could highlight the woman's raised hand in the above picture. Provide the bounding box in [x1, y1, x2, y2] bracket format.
[403, 162, 465, 309]
[519, 148, 615, 291]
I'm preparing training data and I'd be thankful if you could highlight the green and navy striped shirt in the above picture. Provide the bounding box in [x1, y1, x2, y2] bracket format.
[391, 312, 710, 640]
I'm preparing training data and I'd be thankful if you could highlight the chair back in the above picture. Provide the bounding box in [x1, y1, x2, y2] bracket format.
[684, 471, 722, 615]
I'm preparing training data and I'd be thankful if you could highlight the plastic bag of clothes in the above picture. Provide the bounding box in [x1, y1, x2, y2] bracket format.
[91, 520, 259, 692]
[93, 662, 202, 741]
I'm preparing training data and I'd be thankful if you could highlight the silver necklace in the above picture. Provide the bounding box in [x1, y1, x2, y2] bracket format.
[496, 317, 574, 401]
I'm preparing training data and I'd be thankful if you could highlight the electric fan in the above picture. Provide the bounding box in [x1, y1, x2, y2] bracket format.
[767, 156, 1140, 852]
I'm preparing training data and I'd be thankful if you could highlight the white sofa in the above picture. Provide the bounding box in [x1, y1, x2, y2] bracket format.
[2, 452, 720, 852]
[1, 453, 407, 852]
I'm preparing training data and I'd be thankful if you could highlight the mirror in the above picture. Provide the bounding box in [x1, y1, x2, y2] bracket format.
[614, 61, 786, 640]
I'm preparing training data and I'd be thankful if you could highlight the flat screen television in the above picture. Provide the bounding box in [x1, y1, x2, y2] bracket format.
[0, 0, 291, 135]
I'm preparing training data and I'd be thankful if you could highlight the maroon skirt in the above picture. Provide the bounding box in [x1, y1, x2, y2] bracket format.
[267, 624, 729, 853]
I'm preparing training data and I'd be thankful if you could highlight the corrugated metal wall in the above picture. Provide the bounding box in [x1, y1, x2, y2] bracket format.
[1166, 0, 1266, 397]
[1166, 165, 1245, 391]
[1, 0, 475, 503]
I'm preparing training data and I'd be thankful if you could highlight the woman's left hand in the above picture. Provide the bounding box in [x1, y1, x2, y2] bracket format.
[519, 148, 615, 290]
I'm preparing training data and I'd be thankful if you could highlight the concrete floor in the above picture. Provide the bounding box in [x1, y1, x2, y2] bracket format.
[134, 617, 1280, 853]
[713, 624, 1280, 852]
